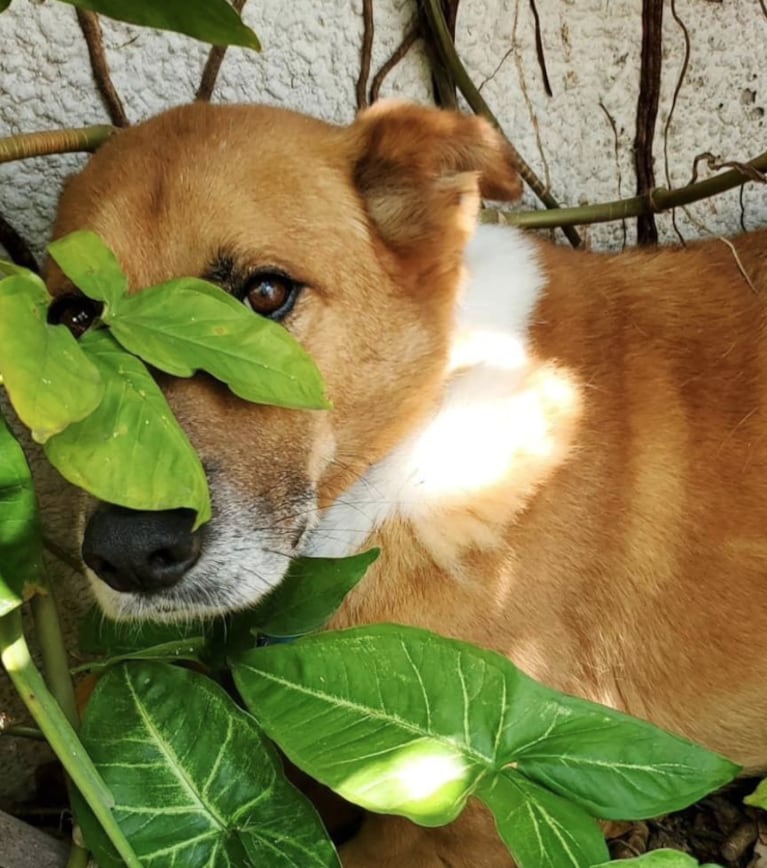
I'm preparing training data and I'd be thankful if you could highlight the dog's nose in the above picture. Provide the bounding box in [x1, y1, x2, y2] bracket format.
[82, 506, 201, 593]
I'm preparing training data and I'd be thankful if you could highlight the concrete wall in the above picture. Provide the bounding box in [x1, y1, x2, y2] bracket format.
[0, 0, 765, 803]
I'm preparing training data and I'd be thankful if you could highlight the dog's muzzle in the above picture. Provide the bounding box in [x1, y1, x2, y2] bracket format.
[82, 505, 202, 593]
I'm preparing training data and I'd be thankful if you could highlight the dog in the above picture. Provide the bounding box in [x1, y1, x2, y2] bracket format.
[47, 100, 767, 866]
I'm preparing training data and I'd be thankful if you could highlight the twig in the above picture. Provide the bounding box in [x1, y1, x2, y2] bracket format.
[718, 237, 757, 293]
[75, 10, 129, 127]
[599, 101, 627, 248]
[369, 21, 420, 103]
[196, 0, 248, 101]
[528, 0, 552, 96]
[689, 151, 767, 186]
[663, 0, 690, 245]
[0, 609, 142, 868]
[0, 212, 39, 272]
[356, 0, 375, 110]
[760, 0, 767, 18]
[0, 126, 115, 163]
[634, 0, 664, 245]
[420, 0, 582, 247]
[496, 147, 767, 228]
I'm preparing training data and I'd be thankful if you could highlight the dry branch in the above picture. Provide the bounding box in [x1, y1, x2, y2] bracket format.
[420, 0, 582, 248]
[75, 9, 129, 127]
[196, 0, 248, 101]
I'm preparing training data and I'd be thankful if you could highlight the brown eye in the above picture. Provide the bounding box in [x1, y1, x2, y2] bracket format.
[47, 294, 102, 338]
[241, 272, 300, 321]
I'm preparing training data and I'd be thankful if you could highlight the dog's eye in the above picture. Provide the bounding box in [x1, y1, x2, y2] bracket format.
[240, 272, 300, 321]
[47, 294, 102, 338]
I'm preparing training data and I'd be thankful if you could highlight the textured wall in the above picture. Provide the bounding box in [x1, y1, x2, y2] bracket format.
[0, 0, 765, 804]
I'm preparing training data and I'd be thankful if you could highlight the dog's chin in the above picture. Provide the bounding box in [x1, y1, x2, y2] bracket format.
[87, 547, 293, 623]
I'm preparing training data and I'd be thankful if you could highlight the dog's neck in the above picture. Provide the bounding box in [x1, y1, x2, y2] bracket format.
[304, 223, 546, 561]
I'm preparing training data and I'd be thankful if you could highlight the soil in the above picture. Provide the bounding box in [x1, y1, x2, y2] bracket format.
[606, 778, 767, 866]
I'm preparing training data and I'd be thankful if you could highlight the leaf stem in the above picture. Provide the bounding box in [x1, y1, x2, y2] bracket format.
[0, 126, 115, 164]
[0, 724, 44, 740]
[31, 591, 78, 726]
[0, 609, 141, 868]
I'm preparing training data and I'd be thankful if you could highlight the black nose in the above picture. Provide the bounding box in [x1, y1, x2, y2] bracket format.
[82, 506, 201, 593]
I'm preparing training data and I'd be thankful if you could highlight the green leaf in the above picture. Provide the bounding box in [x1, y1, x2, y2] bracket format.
[233, 625, 738, 833]
[0, 273, 104, 442]
[0, 408, 46, 613]
[105, 278, 330, 410]
[75, 662, 338, 867]
[56, 0, 260, 49]
[43, 330, 211, 526]
[597, 852, 722, 867]
[478, 772, 608, 868]
[47, 230, 127, 308]
[79, 604, 207, 656]
[744, 775, 767, 809]
[0, 258, 33, 277]
[247, 549, 379, 637]
[0, 1, 11, 13]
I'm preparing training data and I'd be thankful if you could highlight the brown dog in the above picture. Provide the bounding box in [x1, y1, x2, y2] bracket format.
[48, 101, 767, 866]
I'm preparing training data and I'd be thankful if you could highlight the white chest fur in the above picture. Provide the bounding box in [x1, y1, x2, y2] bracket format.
[304, 224, 546, 559]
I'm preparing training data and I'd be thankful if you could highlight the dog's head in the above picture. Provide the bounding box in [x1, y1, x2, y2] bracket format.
[46, 100, 521, 621]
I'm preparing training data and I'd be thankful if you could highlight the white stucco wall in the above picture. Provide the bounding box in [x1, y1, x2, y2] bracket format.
[0, 0, 765, 803]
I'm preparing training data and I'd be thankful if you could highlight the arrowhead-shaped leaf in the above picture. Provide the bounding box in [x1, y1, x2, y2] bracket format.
[43, 329, 211, 526]
[75, 661, 338, 867]
[248, 549, 379, 638]
[0, 407, 46, 613]
[48, 230, 127, 308]
[232, 626, 738, 835]
[478, 772, 608, 867]
[0, 273, 103, 442]
[105, 278, 330, 410]
[55, 0, 260, 49]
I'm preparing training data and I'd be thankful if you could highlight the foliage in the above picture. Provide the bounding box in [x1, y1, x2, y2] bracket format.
[0, 230, 743, 867]
[0, 4, 757, 865]
[1, 0, 260, 49]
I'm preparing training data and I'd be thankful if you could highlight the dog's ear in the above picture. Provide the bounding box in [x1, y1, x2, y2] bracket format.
[349, 100, 522, 255]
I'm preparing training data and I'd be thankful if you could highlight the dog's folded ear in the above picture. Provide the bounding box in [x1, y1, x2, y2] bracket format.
[349, 100, 522, 255]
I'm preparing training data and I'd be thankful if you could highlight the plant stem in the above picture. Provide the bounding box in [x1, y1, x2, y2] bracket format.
[0, 609, 141, 868]
[0, 724, 44, 740]
[500, 149, 767, 229]
[66, 841, 91, 868]
[31, 591, 78, 726]
[0, 126, 115, 164]
[420, 0, 583, 249]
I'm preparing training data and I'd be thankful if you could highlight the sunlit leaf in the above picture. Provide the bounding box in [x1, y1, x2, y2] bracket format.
[48, 230, 127, 308]
[597, 851, 722, 867]
[744, 776, 767, 809]
[248, 549, 379, 638]
[105, 278, 330, 410]
[43, 330, 210, 526]
[75, 662, 338, 867]
[233, 625, 738, 834]
[55, 0, 260, 49]
[478, 772, 608, 868]
[0, 273, 103, 442]
[0, 407, 46, 613]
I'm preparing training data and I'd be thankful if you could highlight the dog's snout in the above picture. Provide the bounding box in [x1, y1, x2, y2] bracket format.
[82, 506, 201, 594]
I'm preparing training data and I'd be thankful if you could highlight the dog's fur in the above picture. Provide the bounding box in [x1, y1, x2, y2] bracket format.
[48, 101, 767, 866]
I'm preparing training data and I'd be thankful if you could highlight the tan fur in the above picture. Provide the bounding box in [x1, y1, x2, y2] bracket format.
[48, 100, 767, 867]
